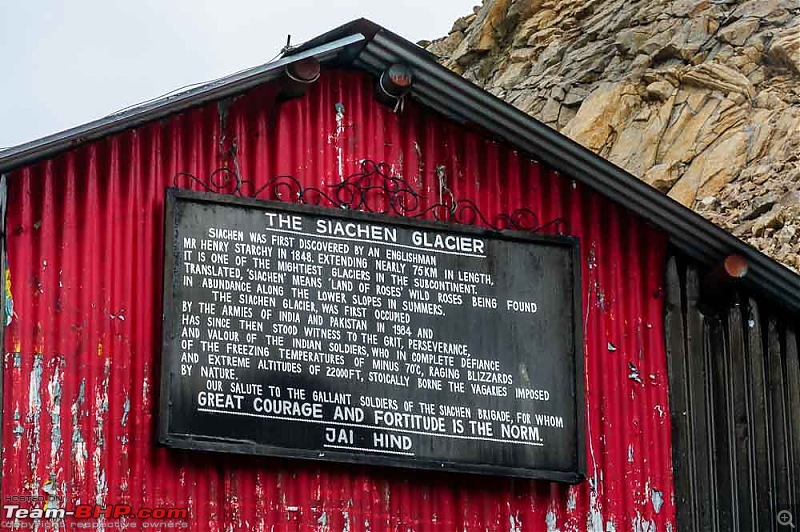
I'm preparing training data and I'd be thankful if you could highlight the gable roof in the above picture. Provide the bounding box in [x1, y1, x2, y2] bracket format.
[2, 18, 798, 316]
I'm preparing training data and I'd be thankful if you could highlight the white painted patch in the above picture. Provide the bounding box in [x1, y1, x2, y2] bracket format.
[71, 379, 87, 481]
[141, 371, 150, 408]
[334, 102, 345, 182]
[342, 499, 352, 532]
[545, 503, 560, 532]
[588, 504, 603, 532]
[93, 360, 111, 532]
[12, 409, 23, 449]
[632, 513, 655, 532]
[27, 355, 43, 475]
[566, 487, 577, 512]
[316, 510, 329, 531]
[47, 360, 64, 500]
[121, 395, 130, 427]
[651, 490, 664, 514]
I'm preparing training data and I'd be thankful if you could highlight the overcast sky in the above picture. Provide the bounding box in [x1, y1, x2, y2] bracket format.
[0, 1, 474, 148]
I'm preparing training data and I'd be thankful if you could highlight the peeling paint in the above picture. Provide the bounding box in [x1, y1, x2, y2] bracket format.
[316, 511, 329, 530]
[28, 354, 43, 414]
[607, 342, 616, 352]
[121, 395, 130, 427]
[342, 499, 352, 532]
[651, 490, 664, 514]
[588, 502, 603, 532]
[545, 506, 560, 532]
[595, 285, 606, 309]
[628, 362, 643, 384]
[587, 246, 597, 270]
[27, 354, 43, 478]
[141, 368, 150, 409]
[93, 358, 112, 532]
[108, 308, 126, 321]
[47, 358, 64, 480]
[5, 257, 14, 326]
[509, 512, 522, 532]
[71, 379, 88, 481]
[42, 479, 57, 496]
[566, 488, 577, 512]
[435, 165, 453, 206]
[413, 142, 423, 181]
[632, 513, 656, 532]
[334, 102, 345, 181]
[13, 409, 23, 446]
[628, 445, 634, 463]
[42, 477, 61, 516]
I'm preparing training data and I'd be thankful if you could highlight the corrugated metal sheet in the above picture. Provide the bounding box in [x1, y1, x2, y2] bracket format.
[666, 257, 800, 531]
[3, 70, 674, 531]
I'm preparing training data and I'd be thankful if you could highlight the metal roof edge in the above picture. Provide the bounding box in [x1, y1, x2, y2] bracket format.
[0, 33, 365, 174]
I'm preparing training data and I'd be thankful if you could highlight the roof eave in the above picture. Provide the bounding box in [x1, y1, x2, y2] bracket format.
[0, 33, 366, 174]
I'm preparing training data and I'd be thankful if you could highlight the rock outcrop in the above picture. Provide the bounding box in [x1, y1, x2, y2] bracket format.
[422, 0, 800, 270]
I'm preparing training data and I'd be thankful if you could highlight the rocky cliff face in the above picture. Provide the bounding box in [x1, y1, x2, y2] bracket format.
[423, 0, 800, 270]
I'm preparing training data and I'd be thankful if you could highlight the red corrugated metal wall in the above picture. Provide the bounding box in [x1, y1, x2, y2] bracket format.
[3, 70, 674, 531]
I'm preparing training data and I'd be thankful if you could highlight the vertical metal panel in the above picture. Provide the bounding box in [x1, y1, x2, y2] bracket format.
[664, 258, 693, 523]
[747, 298, 774, 528]
[788, 329, 800, 513]
[708, 315, 735, 530]
[667, 258, 800, 531]
[3, 70, 674, 530]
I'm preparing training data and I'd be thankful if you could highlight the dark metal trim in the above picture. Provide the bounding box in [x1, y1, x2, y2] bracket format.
[158, 188, 178, 450]
[159, 187, 585, 483]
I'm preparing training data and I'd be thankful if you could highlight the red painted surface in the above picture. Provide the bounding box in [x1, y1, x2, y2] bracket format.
[3, 70, 674, 531]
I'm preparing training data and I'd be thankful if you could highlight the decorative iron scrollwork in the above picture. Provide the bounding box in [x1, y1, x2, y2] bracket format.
[172, 159, 570, 234]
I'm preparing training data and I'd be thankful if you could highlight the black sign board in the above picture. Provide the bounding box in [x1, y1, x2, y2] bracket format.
[159, 188, 584, 482]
